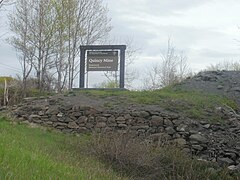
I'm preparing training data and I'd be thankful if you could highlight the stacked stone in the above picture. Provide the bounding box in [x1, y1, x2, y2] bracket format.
[10, 97, 240, 170]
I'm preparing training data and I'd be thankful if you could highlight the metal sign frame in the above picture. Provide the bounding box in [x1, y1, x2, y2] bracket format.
[79, 45, 126, 89]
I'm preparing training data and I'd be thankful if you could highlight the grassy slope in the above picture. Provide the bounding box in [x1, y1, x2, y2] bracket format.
[80, 87, 238, 123]
[0, 117, 127, 180]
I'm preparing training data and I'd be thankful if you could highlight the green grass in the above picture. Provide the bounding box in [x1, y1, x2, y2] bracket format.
[77, 87, 238, 123]
[0, 116, 128, 180]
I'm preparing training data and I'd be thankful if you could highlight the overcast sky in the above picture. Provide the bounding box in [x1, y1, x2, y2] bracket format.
[1, 0, 240, 88]
[106, 0, 240, 71]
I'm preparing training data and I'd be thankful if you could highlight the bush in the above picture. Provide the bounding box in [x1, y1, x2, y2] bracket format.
[88, 132, 239, 180]
[0, 76, 53, 106]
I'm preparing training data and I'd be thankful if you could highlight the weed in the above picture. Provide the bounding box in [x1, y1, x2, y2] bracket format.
[88, 132, 239, 180]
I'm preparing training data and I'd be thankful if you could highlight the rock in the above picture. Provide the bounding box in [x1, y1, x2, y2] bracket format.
[228, 165, 240, 171]
[172, 133, 181, 138]
[165, 126, 175, 135]
[189, 134, 208, 143]
[45, 121, 53, 125]
[77, 127, 89, 133]
[57, 113, 63, 117]
[85, 123, 94, 129]
[102, 114, 112, 117]
[50, 116, 58, 122]
[96, 117, 107, 122]
[217, 157, 235, 166]
[54, 122, 67, 127]
[150, 116, 164, 126]
[68, 122, 79, 129]
[38, 111, 45, 116]
[116, 117, 126, 124]
[124, 114, 132, 120]
[116, 116, 126, 121]
[225, 152, 237, 160]
[203, 124, 211, 129]
[62, 104, 73, 111]
[108, 116, 116, 123]
[192, 145, 204, 151]
[72, 112, 82, 118]
[176, 124, 188, 132]
[108, 123, 117, 127]
[118, 124, 128, 128]
[131, 111, 140, 117]
[77, 116, 87, 124]
[79, 106, 91, 111]
[29, 114, 41, 120]
[164, 119, 173, 126]
[231, 87, 240, 92]
[131, 125, 149, 130]
[139, 111, 150, 118]
[32, 119, 42, 124]
[46, 107, 59, 115]
[217, 85, 224, 89]
[95, 122, 107, 128]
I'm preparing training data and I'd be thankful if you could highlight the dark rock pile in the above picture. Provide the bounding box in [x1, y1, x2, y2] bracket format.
[178, 71, 240, 105]
[10, 96, 240, 171]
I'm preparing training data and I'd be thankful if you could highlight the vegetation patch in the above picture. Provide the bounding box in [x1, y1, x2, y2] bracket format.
[78, 87, 238, 123]
[0, 116, 126, 180]
[88, 132, 239, 180]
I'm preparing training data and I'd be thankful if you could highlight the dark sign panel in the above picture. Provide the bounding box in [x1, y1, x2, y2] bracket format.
[87, 51, 118, 71]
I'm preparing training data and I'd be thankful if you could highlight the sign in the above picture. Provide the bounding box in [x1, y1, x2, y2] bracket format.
[87, 51, 118, 71]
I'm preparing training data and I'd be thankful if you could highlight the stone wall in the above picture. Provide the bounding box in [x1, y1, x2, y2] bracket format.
[10, 97, 240, 170]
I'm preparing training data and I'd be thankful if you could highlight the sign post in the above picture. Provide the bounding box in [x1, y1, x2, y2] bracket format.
[79, 45, 126, 89]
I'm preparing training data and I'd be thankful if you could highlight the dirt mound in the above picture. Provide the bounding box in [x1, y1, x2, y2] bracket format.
[177, 71, 240, 105]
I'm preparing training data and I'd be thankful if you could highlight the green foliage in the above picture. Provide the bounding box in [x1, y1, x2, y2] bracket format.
[0, 117, 126, 179]
[25, 88, 53, 97]
[79, 87, 238, 123]
[0, 76, 15, 85]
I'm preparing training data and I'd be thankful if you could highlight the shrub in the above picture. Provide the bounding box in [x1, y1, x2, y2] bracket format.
[88, 132, 239, 180]
[0, 76, 53, 106]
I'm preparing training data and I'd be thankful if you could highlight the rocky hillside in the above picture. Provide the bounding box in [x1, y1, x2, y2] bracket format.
[177, 71, 240, 105]
[4, 71, 240, 172]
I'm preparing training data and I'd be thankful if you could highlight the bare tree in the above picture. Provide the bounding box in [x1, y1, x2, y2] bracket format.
[0, 0, 15, 9]
[66, 0, 112, 90]
[51, 0, 111, 91]
[8, 0, 35, 97]
[206, 60, 240, 71]
[143, 38, 191, 89]
[100, 37, 140, 89]
[9, 0, 59, 91]
[9, 0, 111, 92]
[0, 0, 4, 7]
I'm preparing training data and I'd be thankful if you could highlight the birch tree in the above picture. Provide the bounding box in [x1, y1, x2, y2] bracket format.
[8, 0, 35, 96]
[66, 0, 112, 89]
[9, 0, 111, 92]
